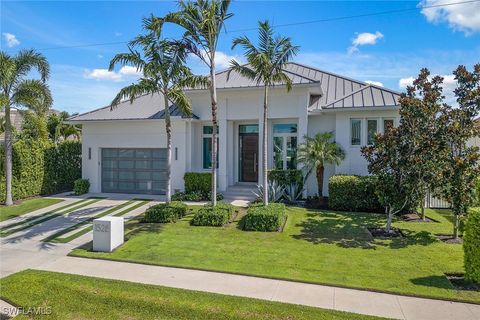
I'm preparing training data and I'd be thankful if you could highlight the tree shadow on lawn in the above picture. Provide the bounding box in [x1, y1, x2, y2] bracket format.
[410, 275, 454, 290]
[292, 210, 438, 250]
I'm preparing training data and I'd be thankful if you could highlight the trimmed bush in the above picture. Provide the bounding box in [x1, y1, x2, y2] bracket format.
[73, 179, 90, 195]
[244, 203, 286, 232]
[143, 202, 188, 223]
[475, 177, 480, 207]
[328, 175, 383, 213]
[464, 208, 480, 283]
[184, 172, 211, 195]
[172, 190, 223, 202]
[190, 202, 234, 227]
[268, 169, 303, 188]
[0, 140, 81, 202]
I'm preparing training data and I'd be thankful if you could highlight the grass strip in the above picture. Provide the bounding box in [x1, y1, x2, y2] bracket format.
[0, 198, 64, 222]
[46, 200, 150, 243]
[0, 198, 104, 237]
[0, 270, 381, 320]
[0, 198, 94, 231]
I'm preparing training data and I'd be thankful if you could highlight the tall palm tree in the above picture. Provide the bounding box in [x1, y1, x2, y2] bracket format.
[165, 0, 233, 206]
[0, 49, 52, 205]
[47, 111, 81, 143]
[297, 132, 345, 198]
[109, 16, 207, 203]
[227, 20, 299, 205]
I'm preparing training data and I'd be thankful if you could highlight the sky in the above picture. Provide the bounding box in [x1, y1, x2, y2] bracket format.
[1, 0, 479, 114]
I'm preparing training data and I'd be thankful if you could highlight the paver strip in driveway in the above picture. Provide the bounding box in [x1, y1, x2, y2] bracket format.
[34, 256, 480, 320]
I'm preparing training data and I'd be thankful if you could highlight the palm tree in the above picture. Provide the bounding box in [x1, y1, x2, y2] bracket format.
[47, 111, 81, 143]
[109, 16, 207, 203]
[165, 0, 233, 206]
[0, 50, 52, 205]
[227, 20, 299, 205]
[297, 132, 345, 198]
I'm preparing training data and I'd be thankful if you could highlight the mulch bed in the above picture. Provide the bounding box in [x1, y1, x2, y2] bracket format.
[446, 274, 480, 291]
[367, 227, 404, 239]
[304, 197, 328, 209]
[436, 234, 463, 244]
[401, 213, 436, 223]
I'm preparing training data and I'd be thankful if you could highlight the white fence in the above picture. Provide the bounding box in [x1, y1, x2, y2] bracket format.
[425, 192, 451, 209]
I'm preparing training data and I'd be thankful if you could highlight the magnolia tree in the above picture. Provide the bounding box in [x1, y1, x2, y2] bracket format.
[397, 69, 448, 220]
[439, 65, 480, 239]
[362, 128, 413, 233]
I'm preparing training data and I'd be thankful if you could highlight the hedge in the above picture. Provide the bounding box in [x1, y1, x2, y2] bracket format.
[143, 202, 188, 223]
[184, 172, 211, 196]
[0, 140, 81, 202]
[328, 175, 383, 213]
[268, 169, 303, 188]
[475, 177, 480, 207]
[244, 203, 286, 232]
[190, 202, 235, 226]
[464, 208, 480, 283]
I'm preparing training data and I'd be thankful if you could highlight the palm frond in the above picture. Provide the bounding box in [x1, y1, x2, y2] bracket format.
[227, 61, 256, 81]
[12, 79, 52, 115]
[15, 49, 50, 82]
[110, 79, 157, 108]
[167, 87, 192, 117]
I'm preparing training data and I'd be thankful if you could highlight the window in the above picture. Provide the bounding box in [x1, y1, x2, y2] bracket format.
[203, 125, 219, 169]
[350, 119, 362, 145]
[273, 123, 297, 170]
[383, 119, 394, 132]
[367, 119, 378, 145]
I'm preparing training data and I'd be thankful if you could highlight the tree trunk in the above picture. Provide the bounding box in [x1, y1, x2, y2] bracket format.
[262, 85, 269, 206]
[453, 213, 460, 240]
[164, 93, 172, 204]
[386, 207, 393, 234]
[316, 165, 324, 198]
[209, 59, 218, 206]
[421, 203, 425, 221]
[4, 105, 13, 206]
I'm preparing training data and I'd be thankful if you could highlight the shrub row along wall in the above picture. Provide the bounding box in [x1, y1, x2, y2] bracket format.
[328, 175, 383, 213]
[0, 140, 81, 202]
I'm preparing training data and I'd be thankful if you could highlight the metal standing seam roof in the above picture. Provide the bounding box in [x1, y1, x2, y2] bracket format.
[68, 93, 199, 122]
[68, 62, 400, 122]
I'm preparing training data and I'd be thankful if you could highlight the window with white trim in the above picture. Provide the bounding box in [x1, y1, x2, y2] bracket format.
[273, 123, 297, 170]
[367, 119, 379, 145]
[202, 125, 218, 169]
[350, 119, 362, 146]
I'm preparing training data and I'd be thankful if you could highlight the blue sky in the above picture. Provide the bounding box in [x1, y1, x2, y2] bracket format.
[1, 0, 479, 114]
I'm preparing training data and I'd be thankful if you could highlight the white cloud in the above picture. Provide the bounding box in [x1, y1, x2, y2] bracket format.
[365, 80, 384, 87]
[97, 54, 103, 59]
[119, 65, 142, 76]
[2, 32, 20, 47]
[84, 69, 122, 82]
[348, 31, 383, 54]
[398, 74, 458, 106]
[84, 66, 142, 82]
[420, 0, 480, 35]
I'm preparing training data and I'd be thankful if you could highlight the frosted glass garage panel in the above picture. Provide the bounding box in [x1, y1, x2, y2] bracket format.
[101, 148, 167, 195]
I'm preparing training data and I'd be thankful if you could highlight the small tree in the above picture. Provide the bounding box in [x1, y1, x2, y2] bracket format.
[297, 132, 345, 198]
[362, 128, 412, 233]
[439, 64, 480, 239]
[397, 69, 448, 220]
[228, 20, 299, 205]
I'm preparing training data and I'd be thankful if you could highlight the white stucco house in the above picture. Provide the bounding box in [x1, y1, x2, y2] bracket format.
[69, 62, 401, 197]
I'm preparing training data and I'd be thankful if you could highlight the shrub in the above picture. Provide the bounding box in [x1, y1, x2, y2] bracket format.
[0, 140, 81, 202]
[268, 169, 303, 188]
[328, 175, 383, 213]
[184, 172, 211, 195]
[172, 191, 223, 202]
[73, 179, 90, 195]
[244, 203, 286, 232]
[190, 202, 234, 226]
[475, 177, 480, 207]
[464, 208, 480, 283]
[143, 201, 188, 223]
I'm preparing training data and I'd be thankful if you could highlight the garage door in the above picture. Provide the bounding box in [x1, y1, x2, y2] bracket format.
[102, 148, 167, 195]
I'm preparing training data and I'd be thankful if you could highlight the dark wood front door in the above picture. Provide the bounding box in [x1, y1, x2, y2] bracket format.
[240, 134, 258, 182]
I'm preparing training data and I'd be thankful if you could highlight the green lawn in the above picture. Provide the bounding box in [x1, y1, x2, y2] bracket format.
[0, 270, 382, 320]
[0, 198, 63, 222]
[71, 206, 480, 304]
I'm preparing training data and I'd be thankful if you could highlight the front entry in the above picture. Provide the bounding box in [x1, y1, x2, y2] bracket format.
[239, 125, 259, 182]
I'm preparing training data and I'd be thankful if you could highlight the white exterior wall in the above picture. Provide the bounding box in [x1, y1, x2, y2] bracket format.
[81, 120, 189, 193]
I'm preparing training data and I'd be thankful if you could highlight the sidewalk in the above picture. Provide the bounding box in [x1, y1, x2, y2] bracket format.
[36, 256, 480, 320]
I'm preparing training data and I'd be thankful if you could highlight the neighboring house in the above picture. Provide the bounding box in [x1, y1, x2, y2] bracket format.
[0, 109, 24, 141]
[68, 62, 401, 196]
